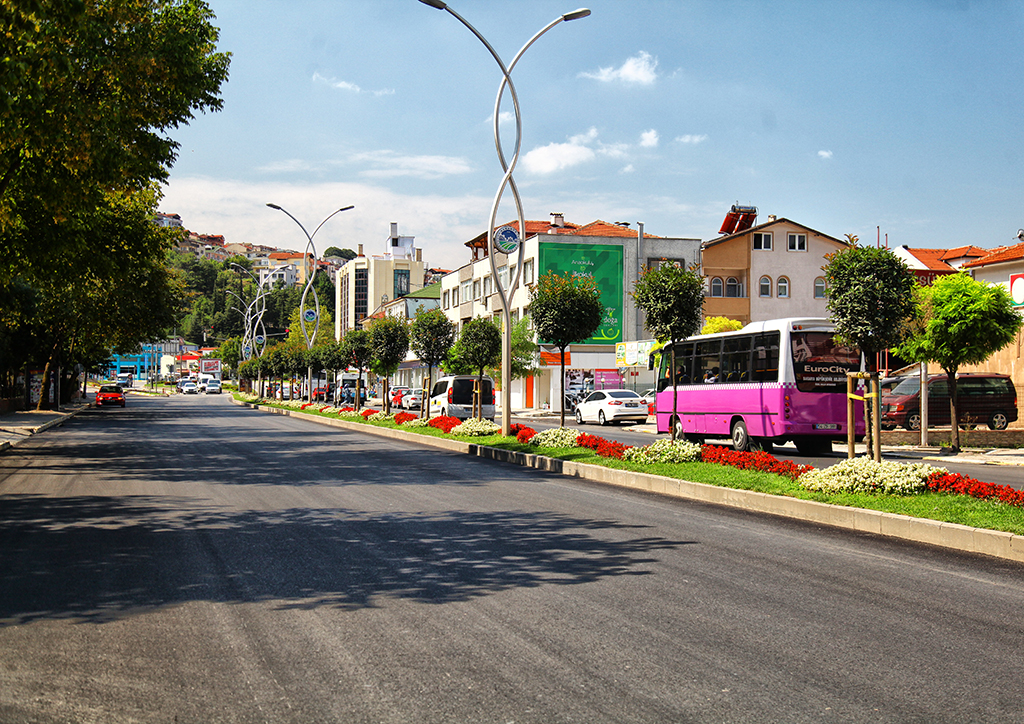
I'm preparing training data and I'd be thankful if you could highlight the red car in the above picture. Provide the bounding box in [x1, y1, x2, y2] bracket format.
[95, 385, 126, 408]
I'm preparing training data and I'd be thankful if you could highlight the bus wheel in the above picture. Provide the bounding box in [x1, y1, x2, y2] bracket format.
[731, 420, 750, 452]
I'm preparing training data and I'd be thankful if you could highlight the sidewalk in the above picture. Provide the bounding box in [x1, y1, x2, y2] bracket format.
[0, 401, 90, 453]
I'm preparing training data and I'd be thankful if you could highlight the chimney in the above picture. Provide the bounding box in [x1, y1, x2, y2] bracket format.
[357, 243, 364, 257]
[767, 215, 777, 222]
[415, 247, 422, 262]
[550, 212, 564, 228]
[390, 222, 399, 239]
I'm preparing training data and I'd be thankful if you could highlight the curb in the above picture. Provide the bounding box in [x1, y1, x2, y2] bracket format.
[234, 398, 1024, 565]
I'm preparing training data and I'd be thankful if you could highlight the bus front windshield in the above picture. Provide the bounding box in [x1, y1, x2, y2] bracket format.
[790, 332, 860, 392]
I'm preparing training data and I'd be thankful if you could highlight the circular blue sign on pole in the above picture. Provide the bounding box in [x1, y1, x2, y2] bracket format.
[303, 308, 318, 323]
[254, 335, 265, 346]
[492, 225, 520, 255]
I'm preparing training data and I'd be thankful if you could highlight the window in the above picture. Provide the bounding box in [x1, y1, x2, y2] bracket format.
[452, 286, 459, 306]
[788, 233, 806, 252]
[483, 276, 492, 297]
[777, 276, 789, 298]
[443, 289, 450, 309]
[460, 280, 472, 305]
[497, 265, 509, 289]
[726, 277, 741, 298]
[814, 277, 827, 298]
[759, 276, 772, 297]
[394, 269, 410, 297]
[753, 232, 772, 250]
[710, 277, 723, 297]
[524, 258, 535, 285]
[472, 279, 481, 300]
[354, 268, 368, 319]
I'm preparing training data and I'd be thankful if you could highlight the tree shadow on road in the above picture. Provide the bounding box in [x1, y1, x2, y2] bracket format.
[0, 494, 695, 625]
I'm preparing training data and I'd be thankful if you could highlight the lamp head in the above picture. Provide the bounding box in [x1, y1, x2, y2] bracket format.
[419, 0, 447, 8]
[563, 8, 591, 21]
[266, 203, 282, 210]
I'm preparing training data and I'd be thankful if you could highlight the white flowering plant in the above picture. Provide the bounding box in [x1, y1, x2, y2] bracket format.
[622, 439, 702, 465]
[799, 457, 942, 496]
[452, 418, 501, 436]
[367, 411, 394, 422]
[529, 427, 580, 449]
[403, 416, 432, 428]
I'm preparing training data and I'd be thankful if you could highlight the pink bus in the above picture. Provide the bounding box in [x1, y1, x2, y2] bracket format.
[653, 318, 864, 455]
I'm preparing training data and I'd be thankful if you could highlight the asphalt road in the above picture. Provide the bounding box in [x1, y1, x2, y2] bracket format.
[2, 394, 1023, 723]
[520, 414, 1024, 490]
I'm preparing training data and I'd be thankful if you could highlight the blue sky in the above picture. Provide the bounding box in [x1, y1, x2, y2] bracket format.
[162, 0, 1024, 271]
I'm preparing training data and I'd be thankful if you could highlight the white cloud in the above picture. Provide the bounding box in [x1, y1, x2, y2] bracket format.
[579, 51, 658, 85]
[818, 150, 834, 159]
[620, 164, 635, 174]
[640, 129, 659, 148]
[312, 72, 394, 97]
[350, 150, 472, 179]
[675, 134, 708, 145]
[522, 141, 596, 174]
[256, 159, 320, 174]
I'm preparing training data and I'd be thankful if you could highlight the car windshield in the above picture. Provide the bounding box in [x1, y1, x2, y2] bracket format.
[890, 377, 925, 396]
[99, 386, 121, 393]
[607, 390, 639, 399]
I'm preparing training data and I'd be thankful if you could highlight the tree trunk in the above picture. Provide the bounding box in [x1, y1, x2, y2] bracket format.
[559, 348, 567, 428]
[670, 343, 678, 442]
[947, 369, 960, 452]
[35, 343, 60, 411]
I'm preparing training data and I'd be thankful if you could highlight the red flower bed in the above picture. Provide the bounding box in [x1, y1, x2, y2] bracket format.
[516, 427, 537, 443]
[925, 471, 1024, 507]
[360, 408, 376, 419]
[576, 432, 631, 460]
[700, 445, 813, 480]
[300, 402, 314, 409]
[339, 406, 354, 412]
[509, 423, 530, 437]
[394, 412, 417, 425]
[428, 415, 461, 434]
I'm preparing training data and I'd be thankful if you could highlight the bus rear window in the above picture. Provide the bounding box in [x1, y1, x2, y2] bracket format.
[791, 332, 859, 392]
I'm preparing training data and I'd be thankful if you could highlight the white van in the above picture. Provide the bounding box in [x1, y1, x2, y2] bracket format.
[429, 376, 495, 421]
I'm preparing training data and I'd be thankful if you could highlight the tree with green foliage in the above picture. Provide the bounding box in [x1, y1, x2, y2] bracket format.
[409, 307, 456, 416]
[529, 271, 604, 427]
[369, 316, 409, 413]
[700, 316, 743, 335]
[895, 273, 1023, 452]
[323, 247, 357, 261]
[446, 318, 501, 419]
[631, 264, 705, 441]
[340, 328, 373, 410]
[824, 244, 918, 457]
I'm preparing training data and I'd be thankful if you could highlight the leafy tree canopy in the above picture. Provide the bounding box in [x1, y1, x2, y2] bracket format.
[631, 263, 704, 344]
[323, 246, 356, 261]
[529, 271, 604, 351]
[701, 316, 743, 335]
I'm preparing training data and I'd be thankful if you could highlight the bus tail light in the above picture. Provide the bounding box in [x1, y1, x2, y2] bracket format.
[784, 394, 791, 420]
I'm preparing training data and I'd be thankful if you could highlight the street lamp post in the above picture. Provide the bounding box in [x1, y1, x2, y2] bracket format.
[266, 203, 354, 401]
[418, 1, 591, 435]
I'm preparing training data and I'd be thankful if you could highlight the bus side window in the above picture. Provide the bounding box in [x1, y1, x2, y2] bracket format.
[752, 333, 780, 382]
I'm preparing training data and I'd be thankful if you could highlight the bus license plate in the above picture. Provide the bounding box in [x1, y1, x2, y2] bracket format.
[814, 423, 838, 430]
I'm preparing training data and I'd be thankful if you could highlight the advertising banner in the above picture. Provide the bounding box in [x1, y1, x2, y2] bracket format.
[1010, 273, 1024, 307]
[200, 358, 222, 375]
[538, 242, 623, 345]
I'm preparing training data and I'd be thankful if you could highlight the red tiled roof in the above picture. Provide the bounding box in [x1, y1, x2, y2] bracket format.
[902, 248, 956, 272]
[964, 243, 1024, 268]
[939, 245, 987, 261]
[704, 217, 844, 247]
[464, 218, 660, 247]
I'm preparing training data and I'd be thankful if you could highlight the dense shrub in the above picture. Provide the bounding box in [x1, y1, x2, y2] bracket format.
[798, 457, 934, 495]
[429, 415, 461, 434]
[701, 445, 813, 480]
[925, 471, 1024, 507]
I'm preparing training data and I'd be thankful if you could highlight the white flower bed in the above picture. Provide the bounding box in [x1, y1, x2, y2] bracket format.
[529, 427, 580, 448]
[452, 418, 500, 436]
[402, 416, 431, 428]
[622, 439, 702, 465]
[337, 410, 364, 420]
[367, 411, 394, 422]
[799, 457, 941, 495]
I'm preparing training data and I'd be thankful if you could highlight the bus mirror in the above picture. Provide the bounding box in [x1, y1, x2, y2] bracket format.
[648, 353, 657, 371]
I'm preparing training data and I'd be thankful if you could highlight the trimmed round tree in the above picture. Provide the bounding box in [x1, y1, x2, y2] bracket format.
[529, 271, 604, 428]
[631, 263, 705, 441]
[369, 316, 409, 414]
[447, 317, 501, 419]
[340, 328, 373, 410]
[409, 307, 456, 417]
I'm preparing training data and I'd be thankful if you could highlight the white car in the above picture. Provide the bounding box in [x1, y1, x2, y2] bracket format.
[205, 379, 222, 394]
[574, 389, 649, 426]
[401, 390, 423, 409]
[182, 382, 199, 395]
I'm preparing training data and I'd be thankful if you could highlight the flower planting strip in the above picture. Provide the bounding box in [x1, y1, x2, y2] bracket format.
[234, 397, 1024, 564]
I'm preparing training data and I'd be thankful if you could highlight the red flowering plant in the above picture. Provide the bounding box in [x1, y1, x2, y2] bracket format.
[428, 415, 461, 434]
[360, 408, 376, 419]
[338, 406, 354, 412]
[925, 471, 1024, 507]
[509, 423, 530, 437]
[394, 412, 417, 425]
[516, 427, 537, 443]
[576, 432, 631, 460]
[700, 445, 813, 480]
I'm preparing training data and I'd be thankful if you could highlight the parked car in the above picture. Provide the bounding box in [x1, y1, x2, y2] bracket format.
[182, 381, 199, 395]
[205, 379, 222, 394]
[880, 373, 1018, 431]
[575, 389, 648, 426]
[401, 390, 423, 410]
[390, 386, 410, 407]
[429, 376, 495, 421]
[95, 385, 126, 408]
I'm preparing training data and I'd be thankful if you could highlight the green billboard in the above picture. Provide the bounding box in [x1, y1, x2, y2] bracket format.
[538, 242, 623, 345]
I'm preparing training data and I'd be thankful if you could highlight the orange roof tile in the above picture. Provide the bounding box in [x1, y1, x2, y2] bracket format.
[939, 245, 987, 261]
[902, 248, 956, 272]
[964, 242, 1024, 268]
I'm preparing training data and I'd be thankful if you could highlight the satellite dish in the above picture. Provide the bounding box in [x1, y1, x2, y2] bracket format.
[1017, 229, 1024, 242]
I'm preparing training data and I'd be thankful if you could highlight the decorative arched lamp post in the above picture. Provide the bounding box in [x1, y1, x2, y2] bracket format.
[229, 262, 270, 363]
[266, 203, 354, 400]
[418, 0, 591, 435]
